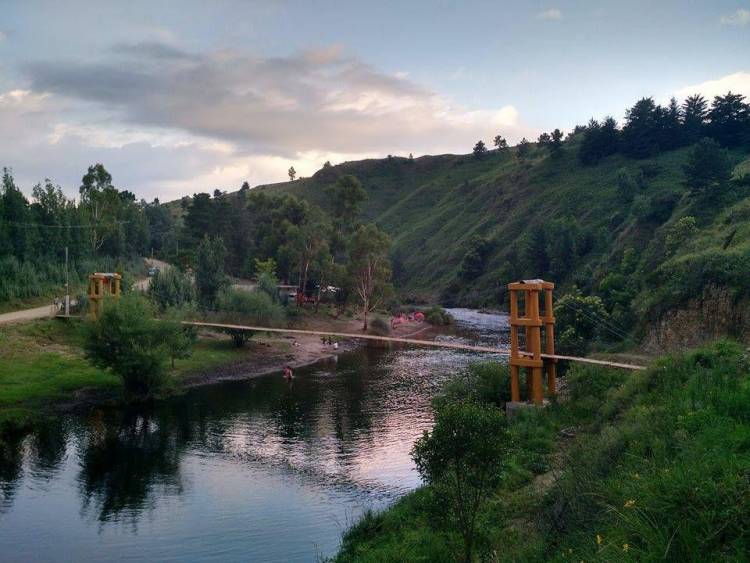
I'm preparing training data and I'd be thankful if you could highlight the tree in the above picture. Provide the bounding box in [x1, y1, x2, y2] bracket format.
[79, 163, 122, 253]
[195, 235, 228, 310]
[707, 92, 749, 147]
[411, 401, 508, 563]
[579, 117, 620, 164]
[683, 137, 732, 196]
[83, 294, 172, 396]
[326, 175, 368, 236]
[622, 97, 662, 158]
[215, 288, 285, 347]
[459, 235, 492, 281]
[323, 160, 332, 169]
[516, 137, 531, 160]
[550, 128, 564, 156]
[347, 224, 392, 331]
[161, 308, 198, 368]
[537, 132, 552, 148]
[240, 181, 250, 193]
[148, 267, 195, 311]
[524, 227, 549, 276]
[554, 290, 612, 356]
[288, 166, 297, 181]
[472, 140, 487, 158]
[682, 94, 708, 144]
[493, 135, 508, 151]
[1, 168, 33, 259]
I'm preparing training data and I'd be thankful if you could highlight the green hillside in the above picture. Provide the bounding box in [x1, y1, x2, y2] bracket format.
[254, 137, 750, 344]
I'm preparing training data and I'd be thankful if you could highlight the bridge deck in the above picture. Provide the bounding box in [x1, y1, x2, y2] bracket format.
[183, 321, 647, 371]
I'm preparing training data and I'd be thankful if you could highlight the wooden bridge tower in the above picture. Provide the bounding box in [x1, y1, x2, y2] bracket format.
[508, 279, 556, 405]
[88, 272, 122, 320]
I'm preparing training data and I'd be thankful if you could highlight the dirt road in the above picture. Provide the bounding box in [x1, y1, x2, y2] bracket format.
[0, 304, 59, 325]
[0, 258, 171, 325]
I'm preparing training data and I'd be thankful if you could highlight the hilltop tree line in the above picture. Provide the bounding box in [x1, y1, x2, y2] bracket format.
[470, 91, 749, 165]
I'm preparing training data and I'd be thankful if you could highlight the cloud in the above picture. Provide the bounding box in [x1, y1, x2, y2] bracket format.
[674, 71, 750, 100]
[537, 8, 562, 20]
[12, 42, 536, 196]
[5, 42, 537, 199]
[720, 8, 750, 26]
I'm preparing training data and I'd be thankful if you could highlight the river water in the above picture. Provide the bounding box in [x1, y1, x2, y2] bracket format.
[0, 309, 508, 562]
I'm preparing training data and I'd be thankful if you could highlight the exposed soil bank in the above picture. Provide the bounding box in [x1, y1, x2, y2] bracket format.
[181, 317, 439, 388]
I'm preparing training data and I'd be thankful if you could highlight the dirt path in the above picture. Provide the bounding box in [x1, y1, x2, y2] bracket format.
[0, 304, 57, 325]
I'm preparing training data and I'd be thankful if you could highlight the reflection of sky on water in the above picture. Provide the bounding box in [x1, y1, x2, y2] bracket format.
[0, 309, 507, 562]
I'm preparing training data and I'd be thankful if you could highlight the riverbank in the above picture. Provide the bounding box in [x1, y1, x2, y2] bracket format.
[332, 340, 750, 561]
[0, 313, 437, 429]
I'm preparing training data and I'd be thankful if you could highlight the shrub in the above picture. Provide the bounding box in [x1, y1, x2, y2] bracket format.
[441, 363, 511, 407]
[83, 294, 172, 396]
[161, 306, 198, 367]
[412, 401, 509, 562]
[425, 306, 454, 326]
[368, 316, 391, 336]
[148, 267, 195, 311]
[216, 289, 285, 347]
[665, 216, 698, 254]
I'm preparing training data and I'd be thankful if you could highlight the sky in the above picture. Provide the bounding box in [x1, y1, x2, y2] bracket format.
[1, 0, 749, 201]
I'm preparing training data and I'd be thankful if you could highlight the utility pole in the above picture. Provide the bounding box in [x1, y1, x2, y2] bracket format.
[64, 246, 70, 316]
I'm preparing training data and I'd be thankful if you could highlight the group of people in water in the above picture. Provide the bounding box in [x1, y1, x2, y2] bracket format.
[321, 336, 339, 350]
[282, 336, 341, 381]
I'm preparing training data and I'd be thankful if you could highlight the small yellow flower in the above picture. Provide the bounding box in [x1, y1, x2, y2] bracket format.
[596, 534, 603, 545]
[624, 499, 636, 508]
[633, 472, 640, 479]
[568, 548, 573, 554]
[623, 543, 629, 552]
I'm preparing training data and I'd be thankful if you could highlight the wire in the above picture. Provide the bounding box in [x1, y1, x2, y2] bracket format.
[560, 299, 633, 342]
[0, 220, 131, 229]
[561, 300, 630, 340]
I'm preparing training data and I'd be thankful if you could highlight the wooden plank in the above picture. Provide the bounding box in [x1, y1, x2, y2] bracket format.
[182, 321, 648, 371]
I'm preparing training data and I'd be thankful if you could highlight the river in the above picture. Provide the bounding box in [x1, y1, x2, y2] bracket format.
[0, 309, 508, 562]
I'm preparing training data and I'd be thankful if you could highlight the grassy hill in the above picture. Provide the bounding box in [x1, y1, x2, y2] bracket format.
[252, 138, 749, 346]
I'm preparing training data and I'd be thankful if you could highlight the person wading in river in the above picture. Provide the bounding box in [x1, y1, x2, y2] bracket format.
[283, 365, 294, 379]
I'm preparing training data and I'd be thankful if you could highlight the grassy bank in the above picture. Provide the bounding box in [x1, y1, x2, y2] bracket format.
[0, 318, 292, 428]
[333, 340, 750, 561]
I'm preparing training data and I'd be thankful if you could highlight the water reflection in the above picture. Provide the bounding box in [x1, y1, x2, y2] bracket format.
[0, 309, 508, 561]
[78, 409, 184, 524]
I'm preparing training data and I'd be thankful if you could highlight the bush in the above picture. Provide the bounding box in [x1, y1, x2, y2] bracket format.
[83, 294, 174, 396]
[368, 316, 391, 336]
[148, 267, 195, 311]
[412, 401, 509, 562]
[441, 363, 511, 407]
[425, 306, 453, 326]
[216, 288, 285, 347]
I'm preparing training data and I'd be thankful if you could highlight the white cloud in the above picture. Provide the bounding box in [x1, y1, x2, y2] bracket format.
[674, 71, 750, 100]
[5, 43, 538, 198]
[537, 8, 562, 20]
[720, 8, 750, 26]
